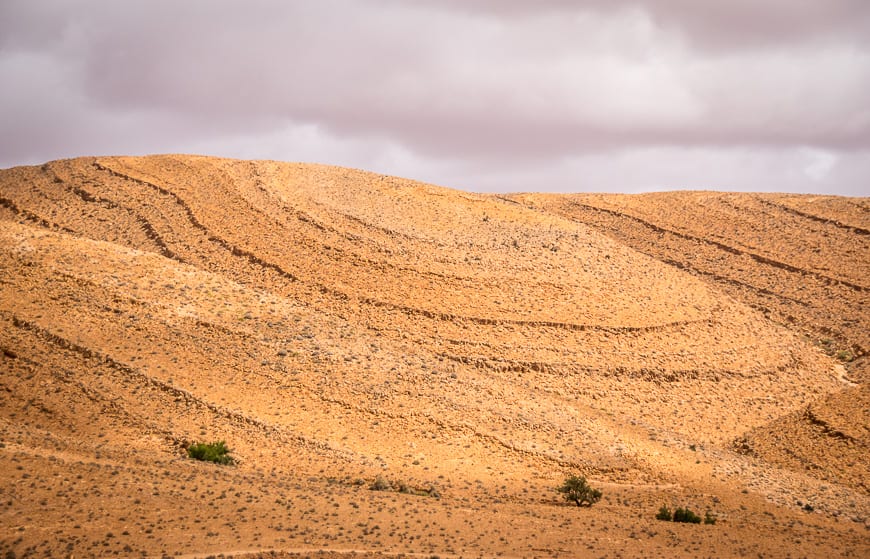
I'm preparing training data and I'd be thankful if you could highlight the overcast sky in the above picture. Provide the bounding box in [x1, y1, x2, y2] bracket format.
[1, 1, 869, 195]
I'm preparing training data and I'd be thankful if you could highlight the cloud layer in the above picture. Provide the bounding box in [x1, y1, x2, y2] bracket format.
[1, 0, 868, 194]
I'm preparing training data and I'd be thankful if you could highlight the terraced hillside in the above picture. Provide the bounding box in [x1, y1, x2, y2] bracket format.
[0, 156, 867, 558]
[511, 192, 869, 494]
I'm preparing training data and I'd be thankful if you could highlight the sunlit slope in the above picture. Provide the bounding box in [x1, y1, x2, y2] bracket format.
[0, 156, 865, 558]
[1, 156, 840, 448]
[509, 191, 868, 355]
[509, 190, 869, 492]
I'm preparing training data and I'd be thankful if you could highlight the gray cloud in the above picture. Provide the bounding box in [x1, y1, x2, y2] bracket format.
[1, 0, 868, 194]
[419, 0, 870, 49]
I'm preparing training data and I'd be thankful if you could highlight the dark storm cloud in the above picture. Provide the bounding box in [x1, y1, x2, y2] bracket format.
[0, 0, 868, 194]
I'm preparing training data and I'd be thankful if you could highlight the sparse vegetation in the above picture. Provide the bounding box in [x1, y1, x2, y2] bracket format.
[187, 441, 233, 465]
[656, 506, 673, 521]
[672, 507, 702, 524]
[557, 475, 602, 507]
[656, 506, 706, 524]
[370, 476, 440, 498]
[835, 349, 854, 363]
[819, 338, 856, 363]
[370, 475, 392, 491]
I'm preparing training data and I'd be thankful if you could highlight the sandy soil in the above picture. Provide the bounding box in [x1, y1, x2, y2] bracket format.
[0, 155, 867, 558]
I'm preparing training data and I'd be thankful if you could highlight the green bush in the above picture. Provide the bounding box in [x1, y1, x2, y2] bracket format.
[835, 349, 854, 362]
[673, 507, 702, 524]
[656, 506, 673, 521]
[657, 505, 713, 524]
[187, 441, 233, 465]
[557, 475, 602, 507]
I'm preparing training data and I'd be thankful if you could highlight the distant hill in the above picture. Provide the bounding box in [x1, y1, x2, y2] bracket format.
[1, 155, 867, 558]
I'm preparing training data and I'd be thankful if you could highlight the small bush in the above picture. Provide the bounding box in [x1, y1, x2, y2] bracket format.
[369, 476, 440, 498]
[187, 441, 233, 465]
[656, 506, 673, 521]
[835, 349, 854, 362]
[658, 505, 713, 524]
[673, 507, 702, 524]
[557, 475, 602, 507]
[370, 476, 392, 491]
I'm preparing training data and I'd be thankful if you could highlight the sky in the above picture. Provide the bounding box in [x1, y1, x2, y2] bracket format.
[1, 1, 869, 195]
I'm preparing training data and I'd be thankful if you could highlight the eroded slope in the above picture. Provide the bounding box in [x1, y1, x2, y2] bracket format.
[510, 191, 869, 495]
[0, 156, 866, 558]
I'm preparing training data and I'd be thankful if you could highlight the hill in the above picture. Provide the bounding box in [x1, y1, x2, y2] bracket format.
[0, 155, 867, 558]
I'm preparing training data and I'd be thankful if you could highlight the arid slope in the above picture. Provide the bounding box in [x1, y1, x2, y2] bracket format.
[0, 156, 867, 558]
[510, 191, 869, 493]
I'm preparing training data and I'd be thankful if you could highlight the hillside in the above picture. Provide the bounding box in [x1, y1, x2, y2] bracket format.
[0, 155, 867, 558]
[509, 191, 870, 494]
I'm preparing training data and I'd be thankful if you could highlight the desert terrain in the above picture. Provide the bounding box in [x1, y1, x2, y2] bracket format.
[0, 155, 867, 558]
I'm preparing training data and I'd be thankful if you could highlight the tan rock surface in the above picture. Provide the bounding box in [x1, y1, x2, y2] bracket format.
[0, 156, 867, 558]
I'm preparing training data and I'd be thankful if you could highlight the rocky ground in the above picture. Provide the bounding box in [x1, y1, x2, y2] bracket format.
[0, 155, 867, 558]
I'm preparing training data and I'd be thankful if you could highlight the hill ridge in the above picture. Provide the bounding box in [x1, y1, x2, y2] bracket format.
[0, 155, 867, 558]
